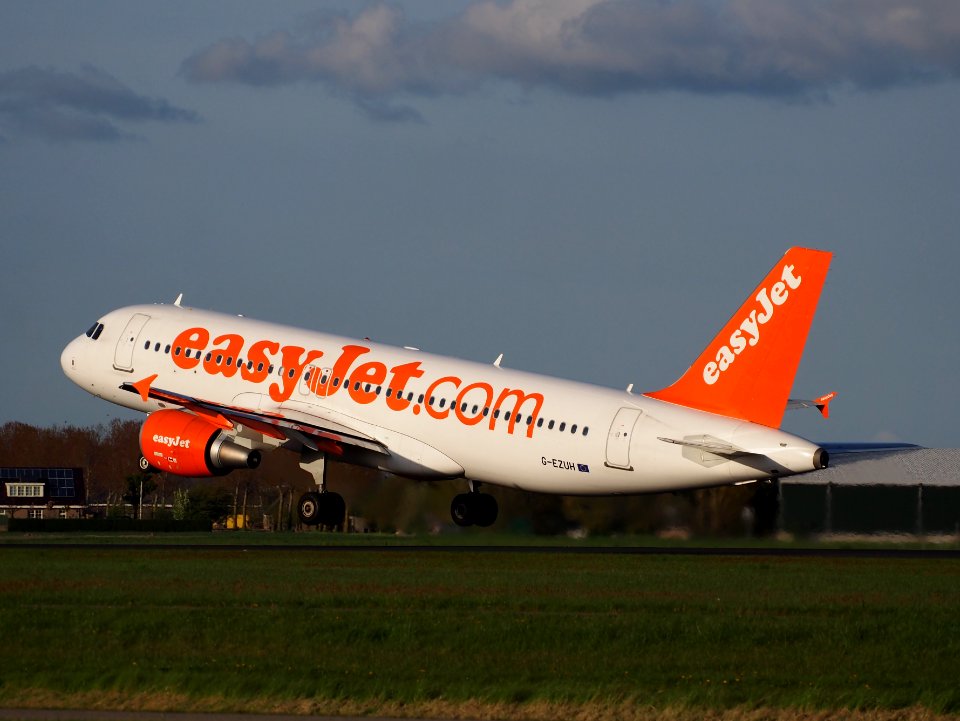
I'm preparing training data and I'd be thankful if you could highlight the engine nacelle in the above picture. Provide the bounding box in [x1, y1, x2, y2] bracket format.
[140, 409, 261, 477]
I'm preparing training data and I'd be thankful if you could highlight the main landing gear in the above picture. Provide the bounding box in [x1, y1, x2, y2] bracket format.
[297, 490, 346, 528]
[450, 484, 498, 528]
[296, 450, 346, 529]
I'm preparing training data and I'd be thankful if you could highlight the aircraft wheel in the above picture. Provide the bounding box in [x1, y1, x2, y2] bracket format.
[450, 493, 474, 527]
[297, 491, 323, 526]
[474, 493, 499, 528]
[318, 492, 346, 528]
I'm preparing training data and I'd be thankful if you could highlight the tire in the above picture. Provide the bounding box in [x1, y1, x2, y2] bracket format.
[297, 491, 323, 526]
[474, 494, 499, 528]
[450, 493, 474, 527]
[318, 492, 346, 528]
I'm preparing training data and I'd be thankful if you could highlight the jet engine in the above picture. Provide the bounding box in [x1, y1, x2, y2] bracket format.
[140, 409, 261, 477]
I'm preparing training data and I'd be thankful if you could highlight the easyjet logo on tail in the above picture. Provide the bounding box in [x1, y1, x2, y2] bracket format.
[703, 263, 802, 386]
[645, 247, 832, 429]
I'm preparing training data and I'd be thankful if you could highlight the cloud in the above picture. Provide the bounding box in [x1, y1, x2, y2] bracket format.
[181, 0, 960, 120]
[0, 65, 200, 143]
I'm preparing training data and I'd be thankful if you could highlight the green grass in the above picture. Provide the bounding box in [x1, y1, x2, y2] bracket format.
[0, 545, 958, 717]
[1, 528, 958, 549]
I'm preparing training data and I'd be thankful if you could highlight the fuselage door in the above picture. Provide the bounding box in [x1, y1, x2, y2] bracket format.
[300, 366, 332, 398]
[605, 407, 642, 470]
[113, 313, 151, 372]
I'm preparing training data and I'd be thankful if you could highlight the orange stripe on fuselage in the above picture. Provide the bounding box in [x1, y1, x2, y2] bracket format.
[169, 327, 545, 438]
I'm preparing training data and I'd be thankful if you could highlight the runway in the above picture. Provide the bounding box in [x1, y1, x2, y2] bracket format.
[2, 542, 958, 558]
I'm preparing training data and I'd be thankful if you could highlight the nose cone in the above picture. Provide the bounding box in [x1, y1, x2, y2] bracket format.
[61, 336, 82, 379]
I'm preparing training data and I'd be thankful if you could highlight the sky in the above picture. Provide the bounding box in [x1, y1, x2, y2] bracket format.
[1, 0, 959, 448]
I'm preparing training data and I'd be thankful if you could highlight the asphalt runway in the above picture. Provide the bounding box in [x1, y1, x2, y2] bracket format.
[2, 542, 958, 558]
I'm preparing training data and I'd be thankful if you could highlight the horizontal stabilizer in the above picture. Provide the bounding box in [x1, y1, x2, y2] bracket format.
[658, 436, 752, 458]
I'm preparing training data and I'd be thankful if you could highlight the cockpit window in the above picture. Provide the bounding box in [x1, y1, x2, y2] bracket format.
[86, 322, 105, 340]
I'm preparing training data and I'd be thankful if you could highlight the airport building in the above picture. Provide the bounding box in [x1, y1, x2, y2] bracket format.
[0, 467, 86, 520]
[778, 448, 960, 536]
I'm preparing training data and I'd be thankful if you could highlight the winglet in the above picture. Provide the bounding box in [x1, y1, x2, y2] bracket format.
[815, 391, 837, 419]
[131, 374, 158, 403]
[645, 247, 832, 428]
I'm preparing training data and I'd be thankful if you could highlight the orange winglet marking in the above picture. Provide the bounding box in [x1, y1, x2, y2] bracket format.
[131, 374, 158, 403]
[815, 391, 837, 419]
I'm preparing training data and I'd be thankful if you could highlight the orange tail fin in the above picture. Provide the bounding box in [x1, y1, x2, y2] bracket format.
[645, 247, 832, 428]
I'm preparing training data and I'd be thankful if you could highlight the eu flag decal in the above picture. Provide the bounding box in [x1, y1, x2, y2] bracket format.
[577, 464, 590, 473]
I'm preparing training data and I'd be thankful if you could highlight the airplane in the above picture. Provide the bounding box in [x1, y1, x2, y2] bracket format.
[61, 247, 834, 528]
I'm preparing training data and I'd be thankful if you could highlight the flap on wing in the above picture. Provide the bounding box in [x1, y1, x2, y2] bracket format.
[119, 378, 388, 456]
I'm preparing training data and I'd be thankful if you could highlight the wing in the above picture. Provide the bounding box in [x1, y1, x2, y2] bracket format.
[120, 375, 387, 456]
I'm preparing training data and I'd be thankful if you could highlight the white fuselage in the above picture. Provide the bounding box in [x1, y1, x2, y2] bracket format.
[62, 304, 822, 494]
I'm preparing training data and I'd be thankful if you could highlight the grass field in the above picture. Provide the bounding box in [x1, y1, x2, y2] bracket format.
[0, 537, 958, 719]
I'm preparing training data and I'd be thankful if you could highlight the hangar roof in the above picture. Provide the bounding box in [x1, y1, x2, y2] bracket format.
[782, 448, 960, 487]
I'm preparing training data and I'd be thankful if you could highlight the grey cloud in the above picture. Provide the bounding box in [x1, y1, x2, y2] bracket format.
[0, 65, 200, 143]
[181, 0, 960, 120]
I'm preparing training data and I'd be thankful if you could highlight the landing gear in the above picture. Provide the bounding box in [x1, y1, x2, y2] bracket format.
[450, 492, 498, 527]
[138, 456, 158, 474]
[297, 449, 346, 528]
[297, 490, 346, 527]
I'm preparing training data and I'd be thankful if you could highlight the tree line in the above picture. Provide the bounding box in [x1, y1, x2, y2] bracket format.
[0, 421, 772, 535]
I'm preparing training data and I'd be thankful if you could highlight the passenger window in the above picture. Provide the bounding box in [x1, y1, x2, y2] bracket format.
[439, 398, 446, 408]
[583, 427, 589, 436]
[571, 424, 577, 434]
[92, 324, 104, 340]
[155, 343, 161, 352]
[537, 418, 544, 428]
[559, 422, 566, 432]
[548, 420, 555, 430]
[174, 347, 181, 356]
[166, 345, 171, 354]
